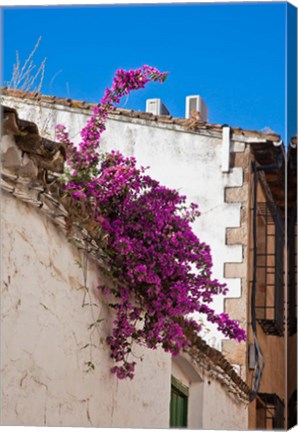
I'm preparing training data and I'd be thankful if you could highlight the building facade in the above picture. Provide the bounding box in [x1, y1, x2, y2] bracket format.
[1, 104, 249, 428]
[1, 88, 296, 428]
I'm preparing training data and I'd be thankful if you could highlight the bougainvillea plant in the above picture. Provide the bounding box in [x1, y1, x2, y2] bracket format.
[56, 65, 246, 380]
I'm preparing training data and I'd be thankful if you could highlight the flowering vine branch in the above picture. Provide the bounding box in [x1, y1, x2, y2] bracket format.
[56, 65, 245, 380]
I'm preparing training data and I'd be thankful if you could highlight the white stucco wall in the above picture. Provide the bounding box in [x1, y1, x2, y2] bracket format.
[1, 96, 245, 351]
[0, 191, 171, 427]
[201, 378, 248, 430]
[0, 188, 249, 429]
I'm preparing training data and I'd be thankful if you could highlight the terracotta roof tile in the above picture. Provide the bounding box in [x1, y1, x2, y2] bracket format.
[2, 105, 66, 174]
[1, 87, 281, 142]
[177, 317, 251, 399]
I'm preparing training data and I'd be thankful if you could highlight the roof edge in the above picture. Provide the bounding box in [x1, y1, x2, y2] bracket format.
[1, 87, 282, 143]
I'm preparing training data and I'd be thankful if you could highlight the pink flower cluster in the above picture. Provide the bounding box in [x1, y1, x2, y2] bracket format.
[56, 66, 168, 174]
[56, 66, 246, 380]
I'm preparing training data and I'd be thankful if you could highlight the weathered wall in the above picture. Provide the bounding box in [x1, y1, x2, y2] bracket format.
[1, 179, 249, 429]
[0, 191, 171, 427]
[222, 146, 251, 379]
[0, 100, 253, 429]
[2, 96, 247, 354]
[201, 378, 248, 430]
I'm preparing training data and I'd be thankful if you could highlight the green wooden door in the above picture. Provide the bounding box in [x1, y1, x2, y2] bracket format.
[170, 377, 188, 428]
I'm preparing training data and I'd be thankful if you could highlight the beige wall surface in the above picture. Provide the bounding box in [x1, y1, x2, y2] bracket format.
[201, 378, 248, 430]
[0, 192, 171, 427]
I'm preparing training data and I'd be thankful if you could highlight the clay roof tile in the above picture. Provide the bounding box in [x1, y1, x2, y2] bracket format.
[1, 87, 281, 143]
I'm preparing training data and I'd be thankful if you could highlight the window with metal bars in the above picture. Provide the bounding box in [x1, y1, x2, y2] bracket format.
[256, 393, 284, 430]
[254, 201, 284, 336]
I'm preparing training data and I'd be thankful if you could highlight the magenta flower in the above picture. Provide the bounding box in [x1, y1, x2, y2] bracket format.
[56, 65, 246, 379]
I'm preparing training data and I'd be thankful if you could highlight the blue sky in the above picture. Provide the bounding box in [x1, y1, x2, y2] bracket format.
[2, 3, 297, 142]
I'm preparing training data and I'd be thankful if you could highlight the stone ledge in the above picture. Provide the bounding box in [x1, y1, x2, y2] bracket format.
[224, 262, 247, 279]
[225, 184, 249, 203]
[226, 226, 248, 245]
[224, 293, 247, 323]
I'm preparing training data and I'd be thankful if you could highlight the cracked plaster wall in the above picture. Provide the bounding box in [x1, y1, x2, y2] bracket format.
[2, 97, 245, 352]
[0, 192, 171, 427]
